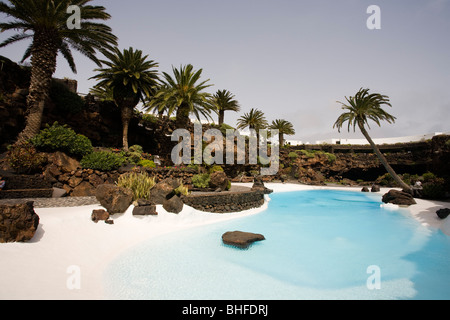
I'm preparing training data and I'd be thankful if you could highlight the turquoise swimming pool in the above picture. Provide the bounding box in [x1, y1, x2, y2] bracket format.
[104, 190, 450, 300]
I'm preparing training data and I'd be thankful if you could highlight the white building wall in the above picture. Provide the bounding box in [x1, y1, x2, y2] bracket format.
[315, 132, 449, 145]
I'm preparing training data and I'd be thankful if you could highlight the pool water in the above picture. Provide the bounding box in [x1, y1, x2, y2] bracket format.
[104, 190, 450, 300]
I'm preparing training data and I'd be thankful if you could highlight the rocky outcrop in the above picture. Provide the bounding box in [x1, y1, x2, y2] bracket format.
[132, 199, 158, 216]
[209, 171, 229, 191]
[163, 195, 184, 214]
[95, 184, 133, 214]
[182, 189, 265, 213]
[149, 180, 175, 204]
[222, 231, 265, 249]
[91, 209, 110, 223]
[382, 189, 416, 206]
[0, 201, 39, 243]
[251, 176, 273, 194]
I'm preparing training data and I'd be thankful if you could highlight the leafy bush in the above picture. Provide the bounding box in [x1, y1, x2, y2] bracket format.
[117, 171, 156, 201]
[174, 183, 190, 196]
[325, 152, 336, 163]
[422, 182, 446, 200]
[192, 173, 211, 188]
[31, 122, 93, 157]
[299, 149, 315, 158]
[7, 141, 47, 174]
[80, 151, 125, 171]
[208, 165, 224, 173]
[422, 172, 436, 183]
[288, 151, 298, 159]
[138, 159, 156, 168]
[50, 80, 84, 114]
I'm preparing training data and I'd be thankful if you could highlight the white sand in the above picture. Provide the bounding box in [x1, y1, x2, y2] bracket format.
[0, 183, 448, 300]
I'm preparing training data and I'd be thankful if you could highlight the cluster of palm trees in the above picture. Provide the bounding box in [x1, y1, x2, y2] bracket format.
[0, 0, 410, 191]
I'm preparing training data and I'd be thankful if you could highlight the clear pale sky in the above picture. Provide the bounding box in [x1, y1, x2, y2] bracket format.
[1, 0, 449, 142]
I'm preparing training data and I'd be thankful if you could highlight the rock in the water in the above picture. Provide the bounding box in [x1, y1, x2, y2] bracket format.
[163, 195, 183, 214]
[222, 231, 265, 249]
[95, 184, 133, 214]
[382, 189, 416, 206]
[361, 186, 369, 192]
[436, 208, 450, 219]
[0, 201, 40, 243]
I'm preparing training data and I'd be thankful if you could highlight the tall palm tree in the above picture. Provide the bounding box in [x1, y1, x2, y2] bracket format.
[0, 0, 117, 142]
[236, 108, 268, 132]
[333, 88, 411, 192]
[236, 108, 268, 151]
[210, 89, 240, 125]
[146, 64, 213, 129]
[269, 119, 295, 147]
[90, 47, 160, 150]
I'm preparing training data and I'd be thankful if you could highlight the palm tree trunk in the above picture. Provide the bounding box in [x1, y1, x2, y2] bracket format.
[279, 133, 284, 148]
[176, 104, 190, 129]
[358, 122, 412, 192]
[121, 105, 134, 151]
[218, 110, 224, 126]
[17, 30, 59, 142]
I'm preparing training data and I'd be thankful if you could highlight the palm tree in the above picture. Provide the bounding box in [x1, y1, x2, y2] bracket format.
[210, 89, 240, 126]
[0, 0, 117, 142]
[236, 108, 268, 151]
[269, 119, 295, 147]
[236, 108, 268, 132]
[146, 64, 213, 129]
[333, 88, 411, 192]
[90, 47, 160, 150]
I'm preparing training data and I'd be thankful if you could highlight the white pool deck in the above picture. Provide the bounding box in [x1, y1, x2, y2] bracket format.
[0, 183, 448, 300]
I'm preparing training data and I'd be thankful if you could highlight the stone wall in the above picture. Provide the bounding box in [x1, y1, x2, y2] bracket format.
[181, 190, 265, 213]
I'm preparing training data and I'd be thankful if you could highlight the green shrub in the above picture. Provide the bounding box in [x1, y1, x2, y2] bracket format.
[8, 141, 47, 174]
[325, 152, 336, 163]
[50, 80, 84, 114]
[80, 151, 125, 171]
[138, 159, 156, 168]
[117, 171, 156, 201]
[422, 172, 436, 183]
[31, 122, 93, 157]
[174, 183, 190, 196]
[288, 151, 298, 159]
[422, 182, 446, 200]
[299, 149, 315, 158]
[208, 165, 224, 173]
[192, 173, 211, 188]
[142, 114, 159, 124]
[128, 145, 143, 154]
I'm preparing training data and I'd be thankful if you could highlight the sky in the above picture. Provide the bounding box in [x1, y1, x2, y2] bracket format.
[1, 0, 450, 143]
